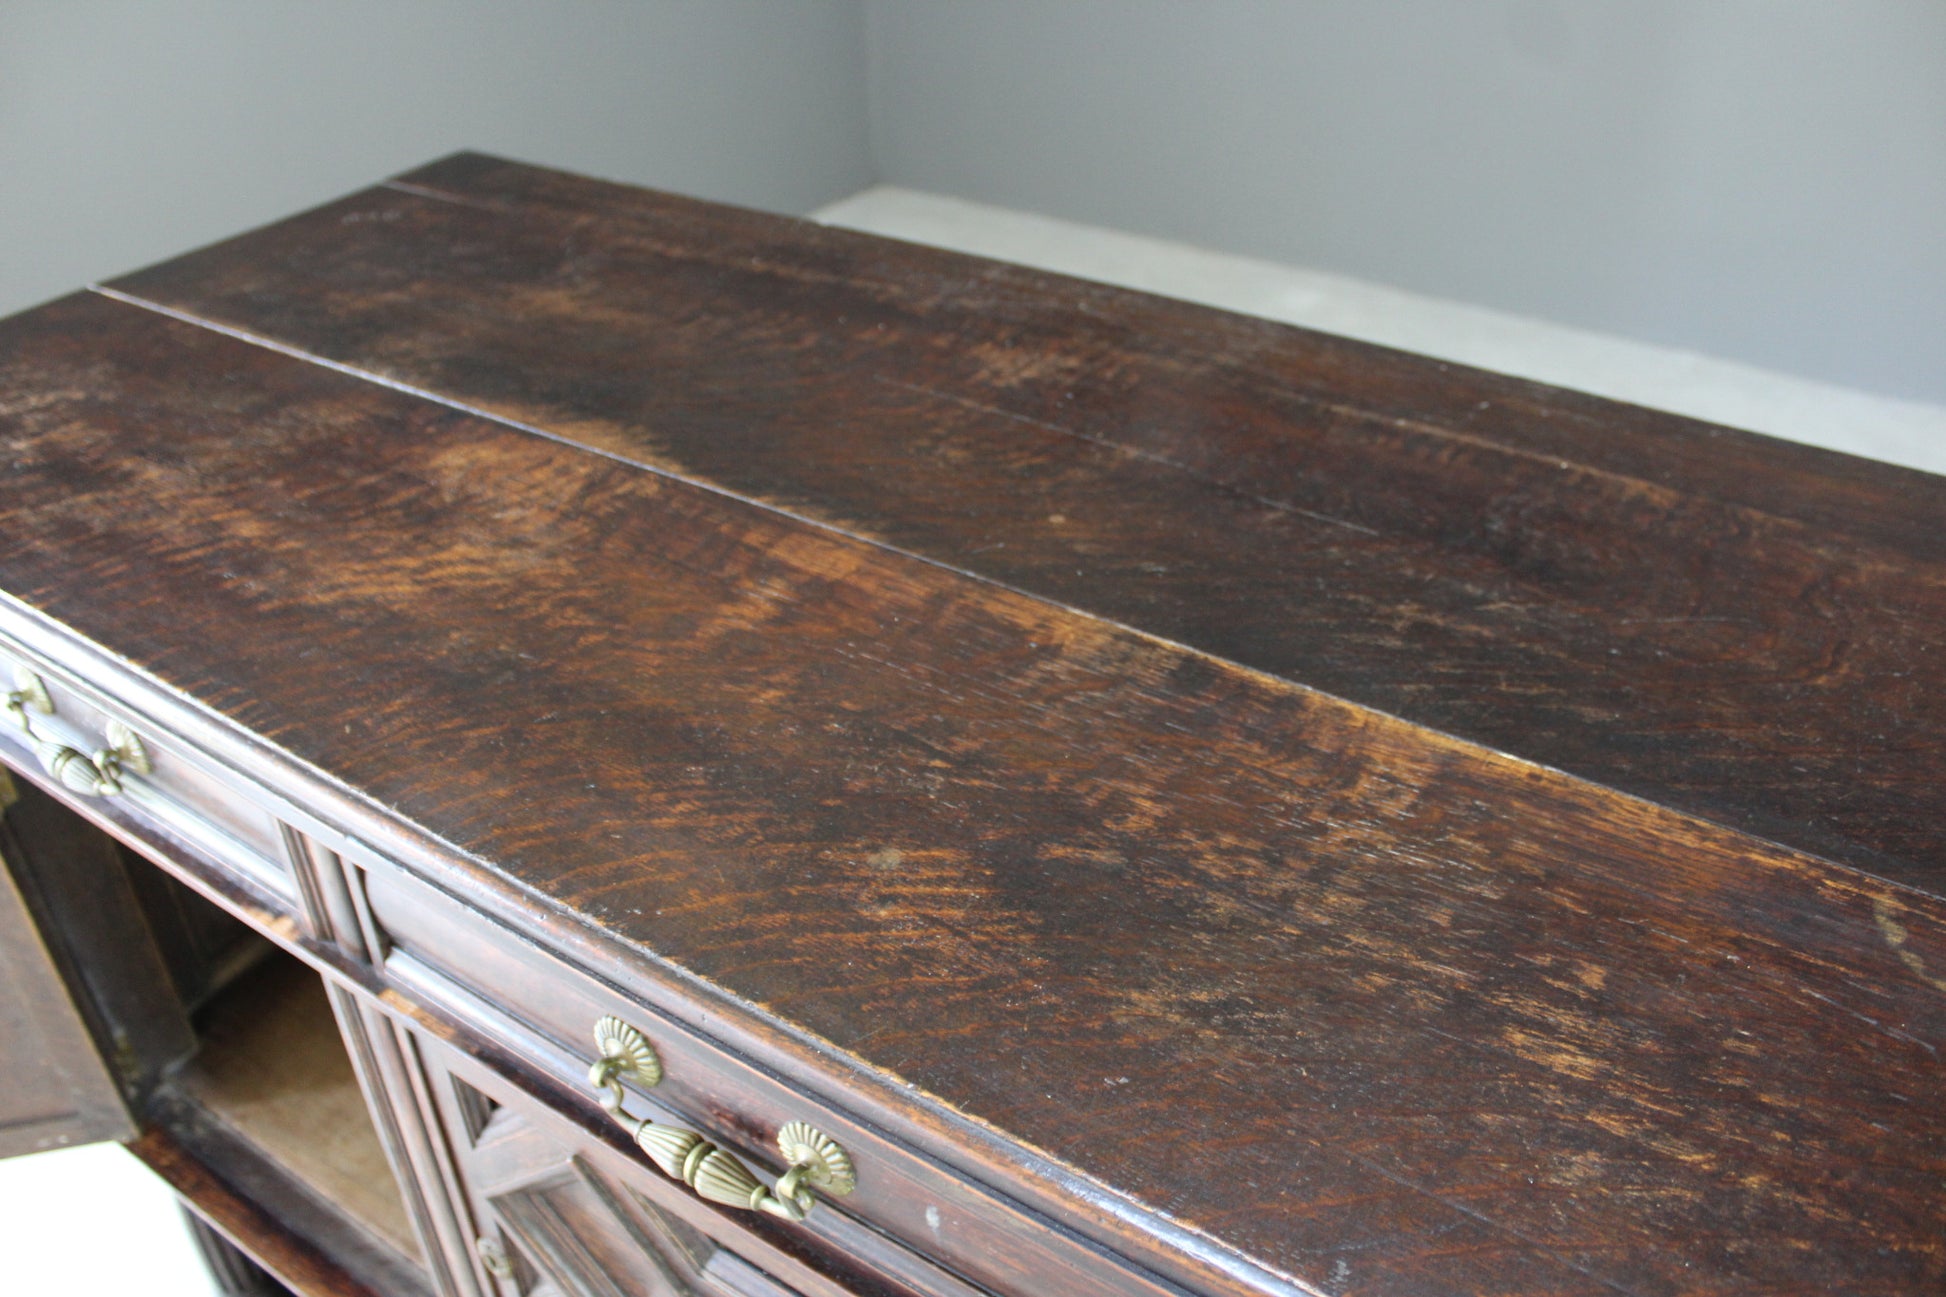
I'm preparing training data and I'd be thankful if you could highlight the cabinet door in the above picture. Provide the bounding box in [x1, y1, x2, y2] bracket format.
[0, 765, 133, 1157]
[409, 1034, 810, 1297]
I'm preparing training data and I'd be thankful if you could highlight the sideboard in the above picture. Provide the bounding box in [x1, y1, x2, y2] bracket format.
[0, 153, 1940, 1297]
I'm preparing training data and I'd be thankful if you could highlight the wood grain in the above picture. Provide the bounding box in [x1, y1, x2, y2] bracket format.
[0, 769, 137, 1154]
[182, 1208, 292, 1297]
[0, 768, 198, 1122]
[178, 953, 422, 1261]
[98, 151, 1946, 892]
[1, 292, 1940, 1295]
[132, 1124, 387, 1297]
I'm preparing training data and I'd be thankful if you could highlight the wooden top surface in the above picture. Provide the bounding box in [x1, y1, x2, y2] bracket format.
[1, 155, 1941, 1295]
[107, 152, 1946, 892]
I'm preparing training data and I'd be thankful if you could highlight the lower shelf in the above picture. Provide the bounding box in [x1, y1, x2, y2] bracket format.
[132, 1123, 379, 1297]
[138, 951, 430, 1297]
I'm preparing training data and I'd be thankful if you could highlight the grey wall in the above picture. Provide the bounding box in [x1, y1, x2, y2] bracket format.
[0, 0, 871, 318]
[865, 1, 1946, 405]
[6, 4, 1941, 406]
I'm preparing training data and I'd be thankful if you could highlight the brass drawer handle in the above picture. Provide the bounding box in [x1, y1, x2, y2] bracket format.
[4, 670, 150, 797]
[589, 1016, 856, 1222]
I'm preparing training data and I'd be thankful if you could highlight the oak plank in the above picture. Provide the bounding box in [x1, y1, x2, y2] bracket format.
[94, 151, 1946, 891]
[1, 294, 1941, 1295]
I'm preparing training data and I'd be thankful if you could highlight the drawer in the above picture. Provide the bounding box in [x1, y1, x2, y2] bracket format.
[358, 862, 1185, 1297]
[0, 646, 294, 907]
[406, 1018, 850, 1297]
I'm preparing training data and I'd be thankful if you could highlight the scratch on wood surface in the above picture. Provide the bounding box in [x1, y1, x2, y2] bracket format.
[1798, 985, 1937, 1057]
[1875, 896, 1946, 993]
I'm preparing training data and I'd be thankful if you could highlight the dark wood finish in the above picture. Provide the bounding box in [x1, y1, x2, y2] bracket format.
[329, 976, 496, 1297]
[12, 646, 291, 873]
[367, 863, 1173, 1297]
[175, 952, 423, 1263]
[144, 1078, 433, 1297]
[183, 1207, 295, 1297]
[0, 724, 454, 1294]
[321, 968, 480, 1297]
[403, 1013, 967, 1297]
[120, 839, 265, 1013]
[133, 1124, 387, 1297]
[0, 158, 1940, 1296]
[0, 766, 134, 1156]
[100, 151, 1946, 892]
[0, 754, 437, 1292]
[129, 933, 437, 1297]
[0, 765, 201, 1131]
[422, 1048, 805, 1297]
[0, 641, 299, 908]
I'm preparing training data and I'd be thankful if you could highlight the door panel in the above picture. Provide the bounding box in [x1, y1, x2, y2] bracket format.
[417, 1044, 805, 1297]
[0, 765, 132, 1157]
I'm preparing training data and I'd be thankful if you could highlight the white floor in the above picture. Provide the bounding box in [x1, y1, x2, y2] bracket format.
[5, 186, 1937, 1296]
[0, 1142, 221, 1295]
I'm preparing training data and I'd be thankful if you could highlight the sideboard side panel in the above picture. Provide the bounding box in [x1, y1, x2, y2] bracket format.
[0, 764, 135, 1156]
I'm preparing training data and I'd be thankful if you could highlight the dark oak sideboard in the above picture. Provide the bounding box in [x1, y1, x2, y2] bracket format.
[0, 153, 1941, 1297]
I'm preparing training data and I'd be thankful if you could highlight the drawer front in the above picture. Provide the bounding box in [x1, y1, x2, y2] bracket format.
[0, 645, 293, 906]
[359, 864, 1186, 1297]
[411, 1024, 824, 1297]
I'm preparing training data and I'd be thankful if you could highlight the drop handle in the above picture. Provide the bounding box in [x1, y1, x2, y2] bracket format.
[589, 1016, 856, 1222]
[4, 670, 150, 797]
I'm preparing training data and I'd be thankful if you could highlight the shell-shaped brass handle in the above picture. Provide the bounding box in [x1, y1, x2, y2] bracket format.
[588, 1016, 855, 1222]
[589, 1014, 663, 1107]
[8, 671, 52, 717]
[4, 673, 149, 798]
[38, 741, 123, 796]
